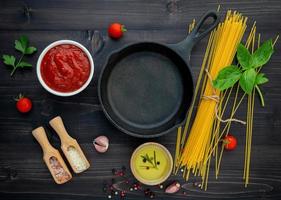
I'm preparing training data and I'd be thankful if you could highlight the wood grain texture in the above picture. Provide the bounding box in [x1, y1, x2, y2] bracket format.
[0, 0, 281, 199]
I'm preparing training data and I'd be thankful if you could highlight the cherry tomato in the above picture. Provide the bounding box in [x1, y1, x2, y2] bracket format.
[108, 23, 126, 39]
[223, 135, 237, 151]
[16, 95, 32, 113]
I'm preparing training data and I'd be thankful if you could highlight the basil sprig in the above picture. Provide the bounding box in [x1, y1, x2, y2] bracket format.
[213, 40, 274, 106]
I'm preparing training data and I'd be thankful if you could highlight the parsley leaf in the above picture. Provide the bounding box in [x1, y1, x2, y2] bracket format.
[15, 35, 29, 54]
[17, 61, 33, 68]
[25, 46, 37, 54]
[2, 55, 16, 67]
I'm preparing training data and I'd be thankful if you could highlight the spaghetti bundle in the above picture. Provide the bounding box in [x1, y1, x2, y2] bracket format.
[178, 11, 247, 185]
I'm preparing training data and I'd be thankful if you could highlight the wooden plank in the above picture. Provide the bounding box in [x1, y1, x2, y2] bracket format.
[0, 0, 280, 31]
[0, 0, 281, 199]
[0, 144, 281, 199]
[0, 30, 280, 145]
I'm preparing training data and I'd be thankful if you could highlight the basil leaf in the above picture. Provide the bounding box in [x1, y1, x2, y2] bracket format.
[25, 46, 37, 54]
[252, 39, 274, 68]
[213, 65, 242, 91]
[255, 73, 269, 85]
[239, 68, 257, 94]
[15, 35, 29, 54]
[17, 61, 32, 68]
[2, 55, 16, 66]
[237, 43, 252, 70]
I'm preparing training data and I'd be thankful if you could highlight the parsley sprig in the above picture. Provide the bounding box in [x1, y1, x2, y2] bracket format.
[2, 35, 37, 76]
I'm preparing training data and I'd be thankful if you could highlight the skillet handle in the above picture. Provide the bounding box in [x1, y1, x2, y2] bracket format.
[174, 11, 219, 60]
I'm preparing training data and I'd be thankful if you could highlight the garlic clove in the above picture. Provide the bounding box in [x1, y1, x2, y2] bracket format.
[165, 182, 181, 194]
[93, 136, 109, 153]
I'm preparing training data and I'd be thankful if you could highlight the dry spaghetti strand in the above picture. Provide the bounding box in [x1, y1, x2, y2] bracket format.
[178, 11, 247, 189]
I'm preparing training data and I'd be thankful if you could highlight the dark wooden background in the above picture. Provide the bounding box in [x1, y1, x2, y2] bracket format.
[0, 0, 280, 199]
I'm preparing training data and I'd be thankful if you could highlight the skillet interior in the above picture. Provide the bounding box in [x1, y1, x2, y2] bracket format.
[99, 42, 193, 137]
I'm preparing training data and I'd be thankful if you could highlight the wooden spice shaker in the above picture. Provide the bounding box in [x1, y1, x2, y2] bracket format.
[49, 116, 90, 173]
[32, 126, 72, 184]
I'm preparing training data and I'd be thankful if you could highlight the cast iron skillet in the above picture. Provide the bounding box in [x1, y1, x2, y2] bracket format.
[99, 11, 219, 138]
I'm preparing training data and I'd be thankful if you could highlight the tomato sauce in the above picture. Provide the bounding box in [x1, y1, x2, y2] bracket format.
[41, 44, 91, 93]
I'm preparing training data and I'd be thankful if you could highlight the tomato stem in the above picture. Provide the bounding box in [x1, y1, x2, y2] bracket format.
[121, 25, 127, 32]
